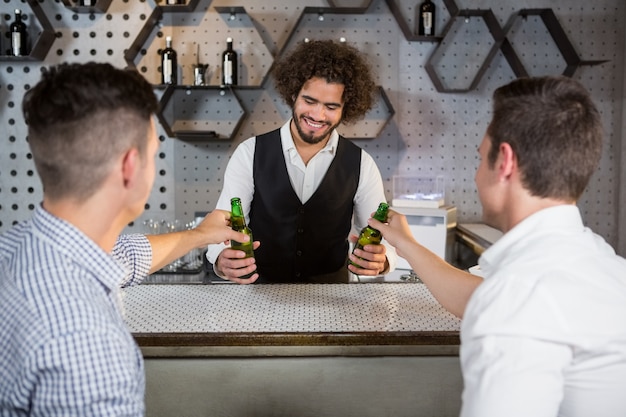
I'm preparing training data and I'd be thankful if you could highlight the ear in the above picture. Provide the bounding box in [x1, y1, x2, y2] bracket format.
[497, 142, 517, 180]
[121, 148, 140, 188]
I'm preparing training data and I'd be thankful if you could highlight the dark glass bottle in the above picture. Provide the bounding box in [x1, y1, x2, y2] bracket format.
[161, 36, 177, 85]
[417, 0, 436, 37]
[230, 197, 256, 279]
[79, 0, 95, 6]
[10, 9, 28, 57]
[222, 37, 238, 86]
[349, 202, 389, 267]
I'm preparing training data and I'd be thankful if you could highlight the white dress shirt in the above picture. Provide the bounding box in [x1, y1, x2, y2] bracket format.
[461, 205, 626, 417]
[207, 120, 397, 272]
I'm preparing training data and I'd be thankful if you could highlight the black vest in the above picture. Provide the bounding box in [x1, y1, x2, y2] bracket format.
[249, 128, 361, 283]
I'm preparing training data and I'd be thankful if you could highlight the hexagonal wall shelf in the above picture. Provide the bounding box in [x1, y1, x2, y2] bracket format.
[337, 86, 395, 140]
[502, 8, 609, 78]
[157, 85, 246, 141]
[0, 0, 55, 61]
[154, 0, 200, 13]
[425, 9, 506, 93]
[61, 0, 112, 14]
[385, 0, 458, 42]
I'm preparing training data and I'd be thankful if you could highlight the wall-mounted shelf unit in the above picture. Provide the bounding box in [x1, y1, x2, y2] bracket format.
[0, 0, 55, 61]
[155, 0, 200, 13]
[385, 0, 459, 42]
[60, 0, 112, 14]
[157, 85, 246, 141]
[424, 9, 506, 93]
[502, 8, 609, 77]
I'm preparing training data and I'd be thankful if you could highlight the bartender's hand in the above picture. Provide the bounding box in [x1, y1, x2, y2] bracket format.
[347, 234, 389, 276]
[214, 243, 260, 284]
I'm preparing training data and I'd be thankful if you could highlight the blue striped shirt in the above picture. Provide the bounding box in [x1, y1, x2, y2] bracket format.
[0, 205, 151, 416]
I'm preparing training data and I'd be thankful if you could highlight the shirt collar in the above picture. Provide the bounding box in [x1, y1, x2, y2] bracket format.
[280, 118, 339, 156]
[32, 204, 126, 292]
[479, 205, 584, 277]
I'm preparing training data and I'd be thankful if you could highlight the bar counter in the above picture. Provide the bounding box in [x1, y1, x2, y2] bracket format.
[122, 280, 464, 417]
[122, 281, 461, 357]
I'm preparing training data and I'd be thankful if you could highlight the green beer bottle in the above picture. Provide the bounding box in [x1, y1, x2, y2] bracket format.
[230, 197, 256, 279]
[349, 202, 389, 268]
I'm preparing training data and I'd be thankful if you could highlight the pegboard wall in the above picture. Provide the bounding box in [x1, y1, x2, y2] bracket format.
[0, 0, 624, 254]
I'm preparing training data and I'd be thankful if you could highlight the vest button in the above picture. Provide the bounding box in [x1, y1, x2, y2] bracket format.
[297, 228, 304, 233]
[296, 250, 302, 256]
[295, 272, 301, 277]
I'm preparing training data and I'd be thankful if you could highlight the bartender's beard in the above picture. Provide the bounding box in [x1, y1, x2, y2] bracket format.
[292, 110, 340, 145]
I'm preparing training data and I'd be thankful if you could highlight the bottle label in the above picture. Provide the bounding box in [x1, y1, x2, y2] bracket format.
[422, 12, 433, 35]
[12, 33, 22, 56]
[223, 60, 233, 85]
[163, 58, 172, 83]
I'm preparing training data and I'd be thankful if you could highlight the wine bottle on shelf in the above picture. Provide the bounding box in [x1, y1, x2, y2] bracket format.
[348, 202, 389, 268]
[230, 197, 256, 279]
[417, 0, 436, 37]
[161, 36, 177, 85]
[221, 37, 238, 86]
[10, 9, 28, 57]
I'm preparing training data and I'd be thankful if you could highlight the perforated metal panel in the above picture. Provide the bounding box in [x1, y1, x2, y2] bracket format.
[0, 0, 624, 254]
[121, 283, 460, 333]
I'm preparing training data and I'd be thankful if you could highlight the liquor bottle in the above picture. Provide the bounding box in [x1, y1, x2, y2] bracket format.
[348, 202, 389, 267]
[80, 0, 95, 6]
[230, 197, 256, 279]
[417, 0, 436, 37]
[161, 36, 177, 85]
[10, 9, 28, 57]
[221, 37, 238, 86]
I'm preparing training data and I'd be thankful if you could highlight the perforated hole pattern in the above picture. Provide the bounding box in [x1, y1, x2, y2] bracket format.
[120, 283, 460, 333]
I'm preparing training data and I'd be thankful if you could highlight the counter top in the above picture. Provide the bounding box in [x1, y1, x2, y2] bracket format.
[122, 282, 460, 357]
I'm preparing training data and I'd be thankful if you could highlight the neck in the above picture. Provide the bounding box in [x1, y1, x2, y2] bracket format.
[42, 194, 128, 254]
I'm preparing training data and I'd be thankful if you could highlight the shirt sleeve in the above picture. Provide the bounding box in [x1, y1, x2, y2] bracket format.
[112, 234, 152, 287]
[353, 150, 397, 272]
[207, 137, 256, 265]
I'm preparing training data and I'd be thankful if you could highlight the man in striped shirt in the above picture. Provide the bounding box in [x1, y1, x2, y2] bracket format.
[0, 62, 247, 416]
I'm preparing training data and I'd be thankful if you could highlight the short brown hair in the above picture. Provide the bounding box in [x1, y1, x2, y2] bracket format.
[22, 62, 158, 201]
[487, 76, 603, 201]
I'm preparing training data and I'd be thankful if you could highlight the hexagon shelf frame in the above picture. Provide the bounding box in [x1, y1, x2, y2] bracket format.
[60, 0, 112, 14]
[502, 8, 609, 78]
[157, 85, 246, 141]
[154, 0, 200, 14]
[277, 5, 396, 140]
[0, 0, 55, 61]
[424, 9, 506, 93]
[125, 5, 274, 140]
[385, 0, 458, 42]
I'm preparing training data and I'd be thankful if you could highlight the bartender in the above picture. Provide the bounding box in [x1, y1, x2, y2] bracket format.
[206, 39, 397, 284]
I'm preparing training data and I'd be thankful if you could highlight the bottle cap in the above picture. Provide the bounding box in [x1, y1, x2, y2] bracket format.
[166, 36, 172, 41]
[227, 37, 233, 42]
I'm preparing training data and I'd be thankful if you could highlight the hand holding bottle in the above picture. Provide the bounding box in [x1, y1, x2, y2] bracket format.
[347, 203, 389, 276]
[214, 197, 260, 284]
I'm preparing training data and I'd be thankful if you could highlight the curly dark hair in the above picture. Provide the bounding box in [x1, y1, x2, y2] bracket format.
[272, 39, 376, 124]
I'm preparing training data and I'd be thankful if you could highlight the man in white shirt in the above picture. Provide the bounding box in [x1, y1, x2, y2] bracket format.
[207, 39, 397, 283]
[370, 76, 626, 417]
